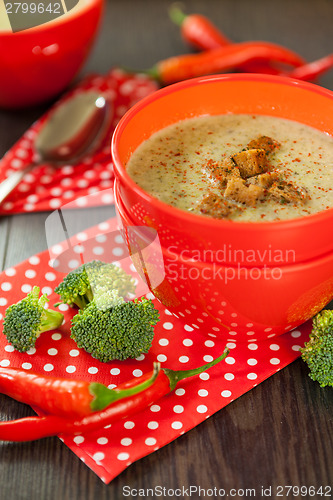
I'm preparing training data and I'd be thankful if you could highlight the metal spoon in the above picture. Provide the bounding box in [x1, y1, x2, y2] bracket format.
[0, 91, 112, 204]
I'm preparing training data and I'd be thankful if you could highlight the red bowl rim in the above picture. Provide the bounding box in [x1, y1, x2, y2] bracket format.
[111, 73, 333, 234]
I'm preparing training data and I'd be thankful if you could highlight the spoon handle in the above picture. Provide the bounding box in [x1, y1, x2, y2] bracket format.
[0, 163, 36, 205]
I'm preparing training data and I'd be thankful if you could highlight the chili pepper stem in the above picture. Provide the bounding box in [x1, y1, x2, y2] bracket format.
[169, 3, 187, 25]
[89, 362, 160, 411]
[163, 347, 229, 391]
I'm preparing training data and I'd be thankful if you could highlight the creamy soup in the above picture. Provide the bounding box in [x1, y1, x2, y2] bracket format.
[126, 114, 333, 222]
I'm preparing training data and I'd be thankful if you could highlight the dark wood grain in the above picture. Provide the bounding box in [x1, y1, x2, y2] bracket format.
[0, 1, 332, 498]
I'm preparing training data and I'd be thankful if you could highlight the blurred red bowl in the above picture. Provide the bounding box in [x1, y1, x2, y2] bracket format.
[112, 74, 333, 341]
[0, 0, 104, 109]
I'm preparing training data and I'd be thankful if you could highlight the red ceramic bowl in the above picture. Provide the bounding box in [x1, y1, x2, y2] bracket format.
[112, 74, 333, 266]
[114, 179, 333, 341]
[0, 0, 104, 109]
[112, 74, 333, 341]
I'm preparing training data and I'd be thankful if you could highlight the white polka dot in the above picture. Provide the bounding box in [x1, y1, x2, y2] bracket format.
[183, 339, 193, 346]
[145, 437, 157, 446]
[225, 356, 235, 365]
[68, 259, 80, 269]
[292, 345, 301, 352]
[291, 330, 301, 338]
[69, 349, 80, 357]
[157, 354, 167, 363]
[66, 366, 76, 373]
[158, 338, 169, 346]
[204, 340, 215, 347]
[173, 405, 184, 414]
[270, 344, 280, 351]
[27, 347, 36, 355]
[124, 421, 135, 429]
[73, 436, 85, 444]
[49, 199, 62, 209]
[171, 421, 183, 430]
[0, 298, 8, 306]
[147, 421, 159, 430]
[248, 343, 258, 350]
[270, 358, 280, 365]
[163, 322, 174, 330]
[111, 368, 120, 375]
[132, 369, 143, 377]
[199, 372, 210, 381]
[179, 356, 189, 363]
[0, 360, 10, 367]
[5, 268, 16, 276]
[1, 282, 12, 291]
[117, 452, 130, 461]
[29, 256, 40, 265]
[93, 246, 105, 255]
[43, 364, 54, 372]
[203, 355, 213, 362]
[93, 452, 105, 462]
[41, 286, 53, 296]
[247, 358, 258, 366]
[45, 272, 56, 281]
[221, 390, 232, 398]
[121, 438, 132, 446]
[247, 373, 258, 380]
[52, 333, 62, 340]
[150, 405, 161, 412]
[97, 437, 108, 445]
[224, 373, 235, 381]
[22, 363, 32, 370]
[175, 388, 185, 396]
[47, 348, 58, 356]
[4, 345, 14, 352]
[184, 325, 194, 332]
[226, 342, 236, 349]
[196, 405, 208, 414]
[198, 389, 208, 397]
[88, 367, 98, 374]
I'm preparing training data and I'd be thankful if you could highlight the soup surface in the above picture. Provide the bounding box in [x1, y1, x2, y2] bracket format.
[126, 114, 333, 222]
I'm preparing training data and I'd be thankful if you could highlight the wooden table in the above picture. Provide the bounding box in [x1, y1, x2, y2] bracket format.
[1, 1, 332, 498]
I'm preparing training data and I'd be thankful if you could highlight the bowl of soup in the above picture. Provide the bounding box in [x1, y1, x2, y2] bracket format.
[111, 74, 333, 341]
[0, 0, 104, 108]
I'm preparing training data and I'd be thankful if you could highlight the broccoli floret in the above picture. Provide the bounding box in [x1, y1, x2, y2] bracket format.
[2, 286, 64, 353]
[300, 309, 333, 387]
[54, 260, 136, 309]
[70, 297, 160, 362]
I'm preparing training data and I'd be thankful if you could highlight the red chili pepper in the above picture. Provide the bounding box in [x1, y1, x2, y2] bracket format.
[0, 348, 229, 441]
[286, 53, 333, 81]
[0, 364, 160, 418]
[169, 3, 231, 50]
[148, 41, 306, 85]
[168, 4, 286, 75]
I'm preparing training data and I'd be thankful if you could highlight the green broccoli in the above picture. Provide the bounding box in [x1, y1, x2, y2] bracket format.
[70, 295, 160, 362]
[2, 286, 64, 353]
[54, 260, 136, 309]
[300, 309, 333, 387]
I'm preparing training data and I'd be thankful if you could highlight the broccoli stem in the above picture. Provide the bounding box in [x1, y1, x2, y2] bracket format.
[39, 309, 64, 334]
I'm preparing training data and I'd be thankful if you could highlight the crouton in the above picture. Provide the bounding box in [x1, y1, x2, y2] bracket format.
[268, 181, 310, 205]
[224, 178, 265, 207]
[197, 192, 239, 219]
[204, 158, 240, 189]
[231, 148, 268, 178]
[247, 136, 281, 154]
[247, 171, 281, 189]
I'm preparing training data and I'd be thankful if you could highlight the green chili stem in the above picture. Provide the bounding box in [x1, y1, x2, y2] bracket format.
[89, 362, 160, 411]
[164, 347, 230, 391]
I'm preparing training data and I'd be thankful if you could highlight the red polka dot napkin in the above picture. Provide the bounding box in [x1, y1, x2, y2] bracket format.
[0, 70, 158, 215]
[0, 217, 311, 483]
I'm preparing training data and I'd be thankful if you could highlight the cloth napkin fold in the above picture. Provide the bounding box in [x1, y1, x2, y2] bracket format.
[0, 217, 311, 483]
[0, 70, 158, 215]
